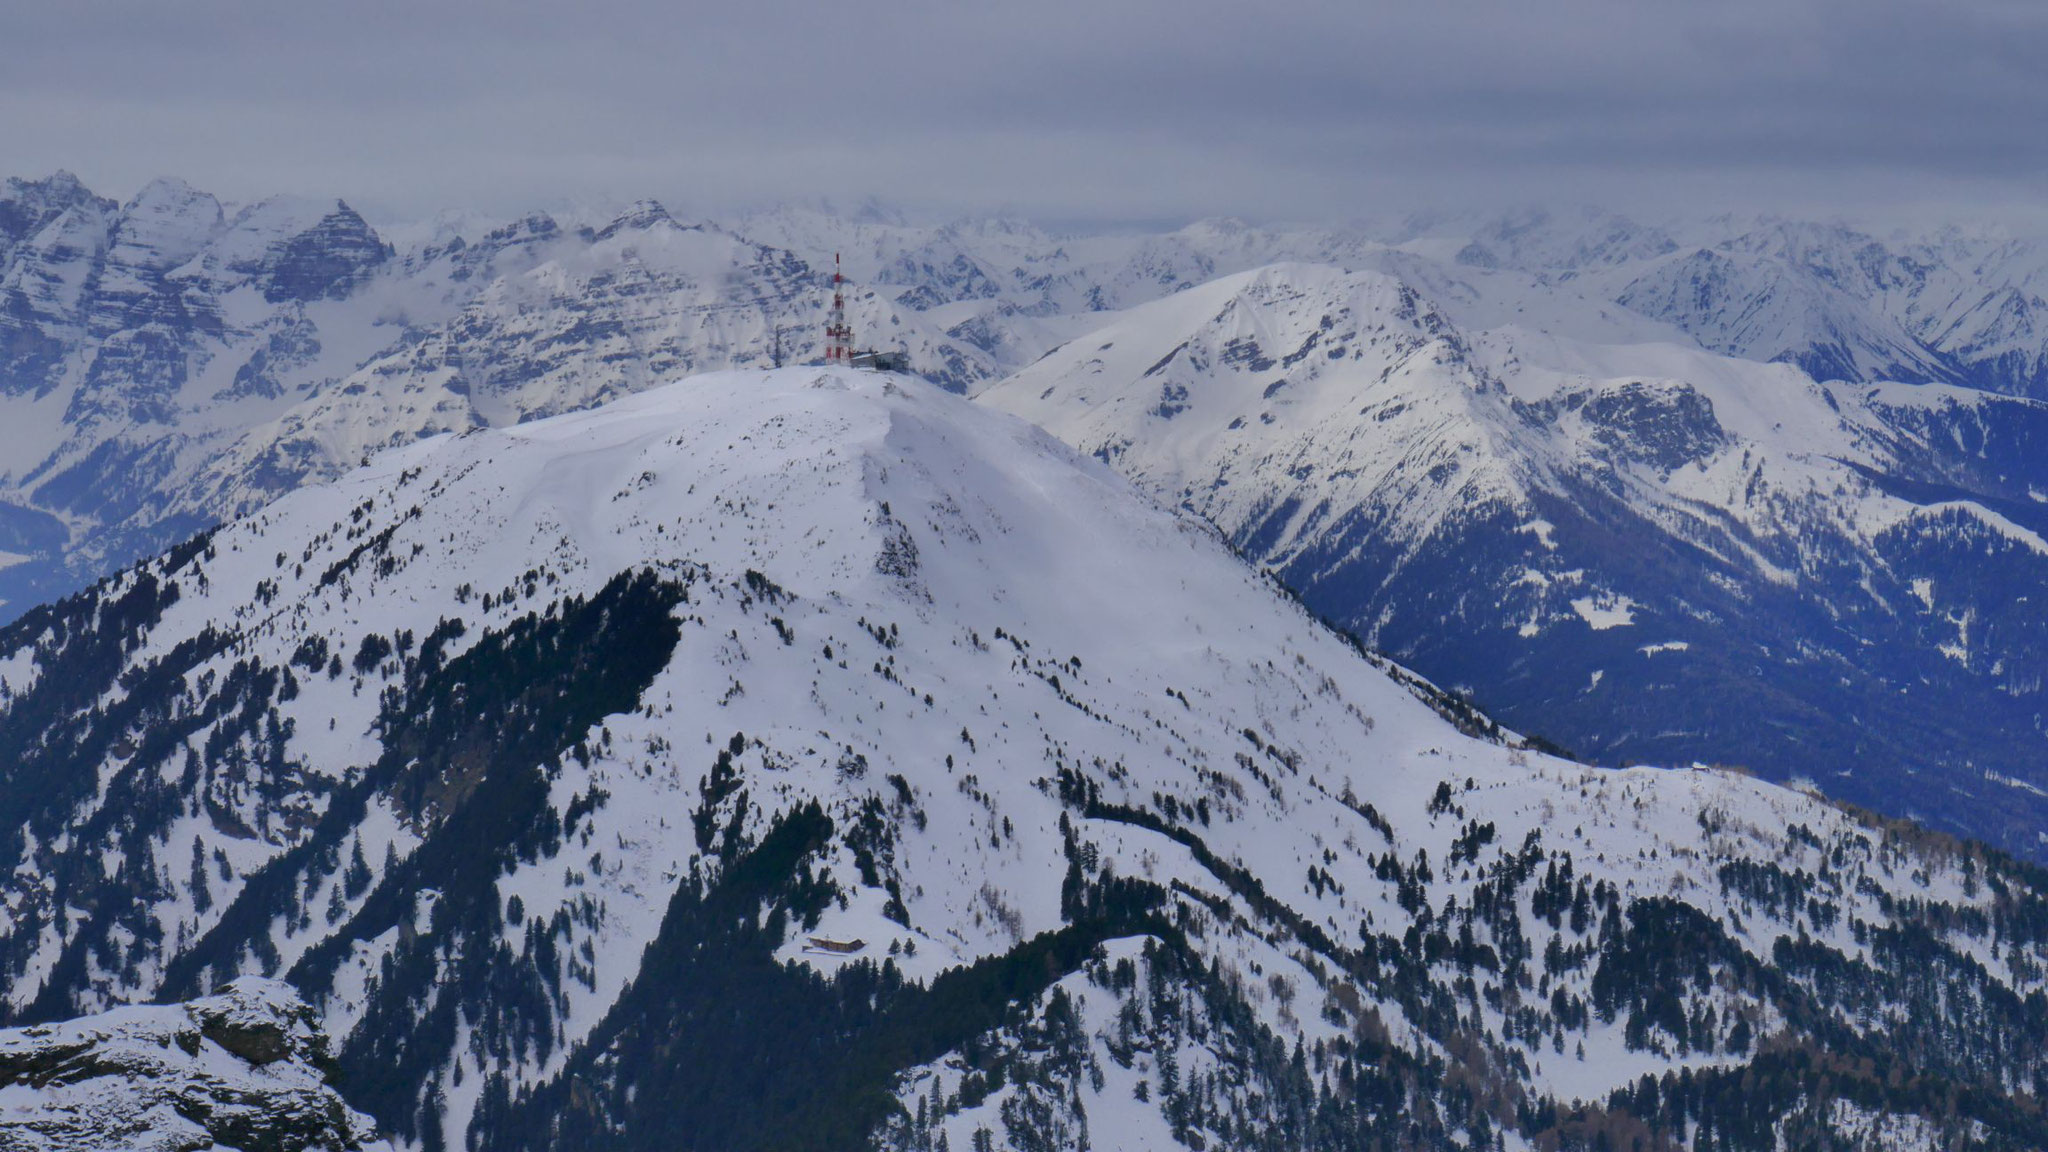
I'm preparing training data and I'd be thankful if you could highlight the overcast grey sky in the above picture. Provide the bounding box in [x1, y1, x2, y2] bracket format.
[4, 0, 2047, 226]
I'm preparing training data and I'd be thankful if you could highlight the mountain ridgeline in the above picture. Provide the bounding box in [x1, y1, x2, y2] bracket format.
[0, 173, 998, 621]
[10, 169, 2048, 868]
[4, 370, 2048, 1150]
[982, 263, 2048, 864]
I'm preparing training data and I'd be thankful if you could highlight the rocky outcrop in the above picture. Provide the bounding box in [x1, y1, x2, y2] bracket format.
[0, 979, 386, 1151]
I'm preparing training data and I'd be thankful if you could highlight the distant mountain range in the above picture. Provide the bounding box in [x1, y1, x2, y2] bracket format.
[1460, 208, 2048, 396]
[0, 174, 996, 618]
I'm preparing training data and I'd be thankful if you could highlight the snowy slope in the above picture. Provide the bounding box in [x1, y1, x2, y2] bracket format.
[2, 368, 2046, 1150]
[981, 261, 2048, 861]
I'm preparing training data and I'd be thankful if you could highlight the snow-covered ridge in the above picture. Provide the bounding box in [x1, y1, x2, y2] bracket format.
[981, 259, 2048, 863]
[10, 172, 2048, 712]
[2, 368, 2046, 1149]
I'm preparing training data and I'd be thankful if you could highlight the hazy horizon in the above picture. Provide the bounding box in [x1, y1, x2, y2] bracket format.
[15, 165, 2048, 251]
[6, 0, 2047, 232]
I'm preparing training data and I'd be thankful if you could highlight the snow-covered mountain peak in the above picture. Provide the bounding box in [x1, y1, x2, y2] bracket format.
[205, 195, 364, 262]
[572, 209, 771, 282]
[169, 195, 390, 304]
[121, 175, 217, 216]
[112, 177, 223, 256]
[0, 171, 110, 243]
[984, 261, 1515, 555]
[168, 365, 1382, 699]
[4, 169, 94, 204]
[91, 179, 226, 332]
[592, 198, 680, 241]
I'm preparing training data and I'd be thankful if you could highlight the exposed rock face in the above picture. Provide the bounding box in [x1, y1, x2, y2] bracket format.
[0, 191, 115, 398]
[88, 177, 224, 337]
[256, 202, 390, 304]
[0, 172, 113, 268]
[0, 978, 387, 1151]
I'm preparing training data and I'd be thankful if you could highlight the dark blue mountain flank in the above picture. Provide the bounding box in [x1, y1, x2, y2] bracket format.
[986, 263, 2048, 864]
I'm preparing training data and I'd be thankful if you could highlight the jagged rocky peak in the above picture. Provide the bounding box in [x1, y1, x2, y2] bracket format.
[176, 194, 392, 302]
[408, 209, 565, 277]
[594, 197, 681, 240]
[258, 200, 391, 303]
[0, 171, 115, 253]
[485, 210, 562, 246]
[116, 176, 226, 259]
[0, 978, 387, 1151]
[87, 177, 227, 335]
[442, 210, 565, 276]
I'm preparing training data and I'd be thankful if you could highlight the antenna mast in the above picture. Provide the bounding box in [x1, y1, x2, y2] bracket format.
[824, 253, 852, 364]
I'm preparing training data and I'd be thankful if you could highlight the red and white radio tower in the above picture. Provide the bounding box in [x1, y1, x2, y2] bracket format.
[824, 253, 852, 364]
